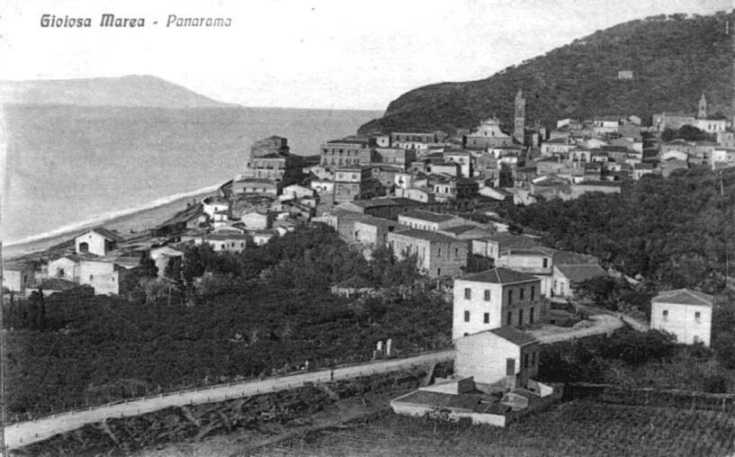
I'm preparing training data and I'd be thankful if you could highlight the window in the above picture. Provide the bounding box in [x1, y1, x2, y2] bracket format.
[484, 290, 491, 301]
[508, 290, 513, 306]
[455, 248, 459, 257]
[695, 311, 701, 322]
[524, 353, 530, 368]
[519, 309, 524, 326]
[531, 286, 535, 301]
[663, 309, 668, 321]
[483, 313, 489, 324]
[507, 311, 512, 326]
[464, 311, 470, 322]
[464, 288, 471, 300]
[693, 335, 700, 344]
[520, 288, 525, 299]
[530, 307, 535, 324]
[531, 352, 537, 366]
[438, 248, 442, 257]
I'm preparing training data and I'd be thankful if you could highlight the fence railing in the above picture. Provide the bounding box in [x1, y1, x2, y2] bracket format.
[8, 345, 455, 426]
[566, 383, 735, 412]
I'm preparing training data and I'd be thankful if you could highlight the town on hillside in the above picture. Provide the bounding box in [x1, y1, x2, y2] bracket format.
[4, 87, 731, 430]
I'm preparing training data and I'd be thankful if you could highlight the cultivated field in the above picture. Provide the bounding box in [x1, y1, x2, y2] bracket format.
[257, 400, 735, 457]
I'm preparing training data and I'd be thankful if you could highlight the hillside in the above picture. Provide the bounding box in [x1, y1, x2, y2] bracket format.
[0, 75, 237, 108]
[359, 11, 733, 133]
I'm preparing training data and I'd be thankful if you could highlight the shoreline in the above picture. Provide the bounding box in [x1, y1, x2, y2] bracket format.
[2, 187, 220, 260]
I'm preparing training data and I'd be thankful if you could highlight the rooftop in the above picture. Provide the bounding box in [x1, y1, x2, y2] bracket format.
[389, 228, 461, 244]
[76, 227, 125, 242]
[489, 326, 539, 346]
[653, 289, 714, 307]
[460, 267, 539, 285]
[555, 264, 607, 283]
[400, 209, 456, 223]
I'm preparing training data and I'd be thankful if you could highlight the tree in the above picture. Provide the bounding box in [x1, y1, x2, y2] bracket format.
[139, 251, 159, 278]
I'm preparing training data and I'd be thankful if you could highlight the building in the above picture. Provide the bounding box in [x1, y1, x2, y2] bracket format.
[195, 233, 249, 254]
[387, 229, 467, 278]
[47, 256, 119, 295]
[471, 233, 540, 260]
[373, 147, 416, 169]
[390, 132, 441, 150]
[320, 136, 375, 167]
[551, 263, 607, 298]
[2, 262, 35, 294]
[333, 166, 374, 203]
[453, 268, 543, 339]
[397, 210, 462, 232]
[650, 289, 713, 346]
[455, 326, 540, 389]
[74, 228, 124, 256]
[465, 118, 514, 149]
[352, 216, 398, 247]
[243, 136, 303, 188]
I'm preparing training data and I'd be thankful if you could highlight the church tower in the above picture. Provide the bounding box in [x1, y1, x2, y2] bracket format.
[698, 93, 708, 119]
[513, 89, 526, 144]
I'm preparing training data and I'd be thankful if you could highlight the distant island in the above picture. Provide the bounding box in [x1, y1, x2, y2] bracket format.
[0, 74, 239, 108]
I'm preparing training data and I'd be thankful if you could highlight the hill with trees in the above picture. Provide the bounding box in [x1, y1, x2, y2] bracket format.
[359, 11, 733, 134]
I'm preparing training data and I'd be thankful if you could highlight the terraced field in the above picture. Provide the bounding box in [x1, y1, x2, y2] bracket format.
[258, 400, 735, 457]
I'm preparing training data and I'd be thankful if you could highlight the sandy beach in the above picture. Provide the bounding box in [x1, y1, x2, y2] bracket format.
[2, 189, 218, 260]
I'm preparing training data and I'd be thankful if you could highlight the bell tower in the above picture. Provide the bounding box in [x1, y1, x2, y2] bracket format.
[698, 93, 708, 119]
[513, 89, 525, 144]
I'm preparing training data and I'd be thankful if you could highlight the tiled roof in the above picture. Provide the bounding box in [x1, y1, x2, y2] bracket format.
[76, 227, 125, 242]
[389, 228, 460, 244]
[460, 267, 538, 285]
[555, 264, 606, 283]
[653, 289, 714, 307]
[489, 326, 538, 346]
[552, 250, 598, 266]
[400, 210, 455, 223]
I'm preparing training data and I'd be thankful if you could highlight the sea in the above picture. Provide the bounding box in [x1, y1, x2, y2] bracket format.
[1, 104, 382, 248]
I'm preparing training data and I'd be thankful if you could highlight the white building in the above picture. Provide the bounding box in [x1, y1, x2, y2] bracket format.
[74, 228, 124, 256]
[46, 256, 118, 295]
[453, 268, 543, 340]
[455, 327, 540, 390]
[650, 289, 713, 346]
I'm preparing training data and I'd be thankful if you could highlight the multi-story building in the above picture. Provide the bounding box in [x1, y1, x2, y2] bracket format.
[387, 229, 467, 278]
[320, 136, 375, 167]
[390, 132, 441, 150]
[452, 268, 543, 339]
[650, 289, 713, 346]
[244, 136, 303, 189]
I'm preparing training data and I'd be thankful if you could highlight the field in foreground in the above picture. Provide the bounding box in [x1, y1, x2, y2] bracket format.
[258, 400, 735, 457]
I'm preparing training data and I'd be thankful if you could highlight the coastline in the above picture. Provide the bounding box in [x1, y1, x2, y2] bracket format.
[2, 186, 220, 260]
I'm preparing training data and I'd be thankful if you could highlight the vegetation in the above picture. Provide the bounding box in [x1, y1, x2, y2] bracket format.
[499, 167, 735, 295]
[4, 225, 451, 420]
[359, 11, 733, 133]
[263, 402, 735, 457]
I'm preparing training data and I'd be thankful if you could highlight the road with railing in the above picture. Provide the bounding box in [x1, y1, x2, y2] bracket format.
[4, 349, 455, 450]
[4, 308, 628, 451]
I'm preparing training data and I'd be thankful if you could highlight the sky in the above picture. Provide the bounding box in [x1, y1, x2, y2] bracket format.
[0, 0, 731, 110]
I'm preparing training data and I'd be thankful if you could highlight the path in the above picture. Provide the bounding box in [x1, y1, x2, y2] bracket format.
[4, 307, 630, 451]
[4, 350, 454, 450]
